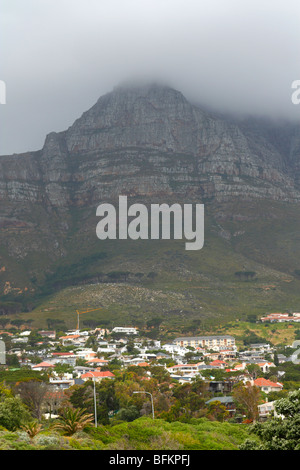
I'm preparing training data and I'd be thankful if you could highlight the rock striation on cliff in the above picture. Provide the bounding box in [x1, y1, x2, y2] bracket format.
[1, 83, 300, 208]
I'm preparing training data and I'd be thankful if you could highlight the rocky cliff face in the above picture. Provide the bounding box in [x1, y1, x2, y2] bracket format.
[1, 84, 300, 209]
[0, 84, 300, 302]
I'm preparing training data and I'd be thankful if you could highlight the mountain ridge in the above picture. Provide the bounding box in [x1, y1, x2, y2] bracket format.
[0, 84, 300, 323]
[1, 84, 300, 208]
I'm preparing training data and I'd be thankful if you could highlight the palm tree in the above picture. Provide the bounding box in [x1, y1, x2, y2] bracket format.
[53, 407, 94, 436]
[21, 421, 43, 440]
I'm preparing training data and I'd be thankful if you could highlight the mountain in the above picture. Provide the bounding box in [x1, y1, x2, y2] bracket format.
[2, 84, 300, 207]
[1, 84, 300, 328]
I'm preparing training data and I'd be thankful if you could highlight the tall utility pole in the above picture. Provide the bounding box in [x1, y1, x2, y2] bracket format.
[93, 376, 97, 428]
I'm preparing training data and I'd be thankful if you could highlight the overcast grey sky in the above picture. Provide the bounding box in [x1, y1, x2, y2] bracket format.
[0, 0, 299, 155]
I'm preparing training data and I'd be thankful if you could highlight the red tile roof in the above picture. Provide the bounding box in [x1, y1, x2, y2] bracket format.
[81, 371, 115, 379]
[60, 335, 80, 339]
[32, 362, 55, 368]
[254, 378, 283, 388]
[52, 352, 74, 356]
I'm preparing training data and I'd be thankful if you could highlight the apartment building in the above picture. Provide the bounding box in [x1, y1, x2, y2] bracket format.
[173, 335, 235, 350]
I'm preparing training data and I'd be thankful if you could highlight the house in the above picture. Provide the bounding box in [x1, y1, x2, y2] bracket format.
[156, 352, 171, 360]
[277, 354, 288, 364]
[48, 378, 74, 389]
[260, 313, 300, 323]
[203, 352, 221, 361]
[170, 374, 195, 384]
[93, 328, 110, 337]
[258, 401, 276, 420]
[205, 396, 236, 417]
[162, 344, 189, 357]
[112, 327, 138, 335]
[39, 331, 56, 340]
[209, 381, 233, 395]
[87, 358, 109, 367]
[97, 340, 110, 347]
[51, 352, 77, 366]
[74, 365, 98, 377]
[253, 378, 283, 393]
[137, 353, 157, 361]
[239, 350, 265, 361]
[145, 340, 161, 350]
[81, 370, 115, 382]
[97, 344, 116, 354]
[137, 362, 150, 367]
[258, 400, 284, 420]
[249, 343, 272, 352]
[59, 335, 82, 346]
[32, 361, 55, 371]
[11, 336, 28, 344]
[209, 360, 227, 369]
[167, 362, 204, 376]
[218, 349, 237, 361]
[231, 363, 247, 372]
[256, 361, 275, 374]
[75, 349, 98, 361]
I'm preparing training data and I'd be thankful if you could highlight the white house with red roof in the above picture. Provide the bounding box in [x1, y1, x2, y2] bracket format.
[209, 359, 227, 369]
[253, 378, 283, 393]
[59, 334, 87, 346]
[256, 361, 276, 374]
[81, 370, 115, 382]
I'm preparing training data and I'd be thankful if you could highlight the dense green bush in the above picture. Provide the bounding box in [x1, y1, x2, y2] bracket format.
[0, 397, 31, 431]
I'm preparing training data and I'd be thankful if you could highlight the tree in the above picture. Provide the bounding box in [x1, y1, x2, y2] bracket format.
[53, 407, 94, 436]
[246, 364, 262, 379]
[270, 352, 279, 367]
[46, 318, 66, 330]
[147, 271, 157, 280]
[6, 353, 20, 368]
[232, 383, 260, 422]
[21, 420, 43, 440]
[116, 405, 139, 422]
[0, 396, 31, 431]
[207, 400, 229, 422]
[69, 380, 119, 425]
[149, 365, 170, 383]
[16, 380, 49, 420]
[246, 314, 257, 323]
[44, 388, 65, 417]
[146, 317, 162, 328]
[54, 363, 73, 378]
[126, 338, 139, 355]
[0, 381, 13, 399]
[240, 389, 300, 450]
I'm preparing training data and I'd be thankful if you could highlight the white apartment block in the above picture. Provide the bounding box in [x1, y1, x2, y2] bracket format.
[173, 335, 235, 350]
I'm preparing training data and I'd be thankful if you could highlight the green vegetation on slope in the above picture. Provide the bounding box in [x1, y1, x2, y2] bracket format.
[0, 417, 256, 450]
[1, 199, 300, 328]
